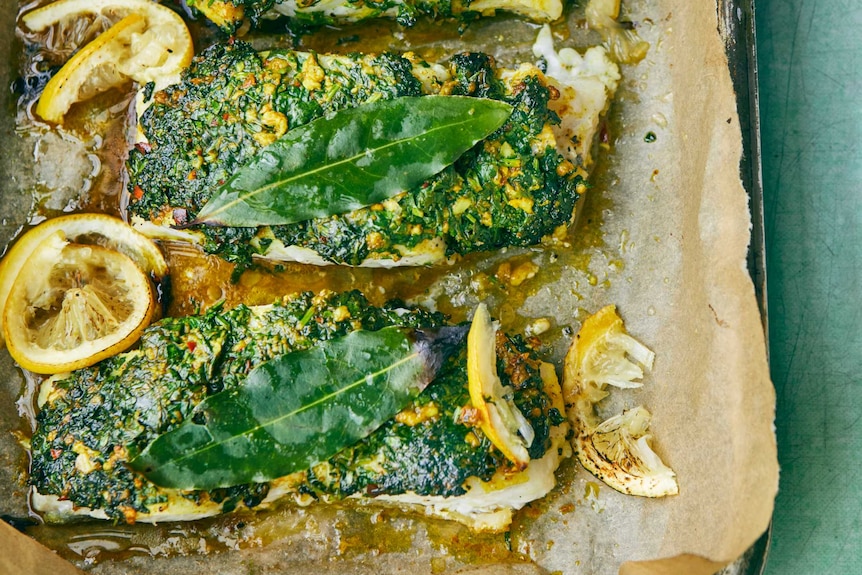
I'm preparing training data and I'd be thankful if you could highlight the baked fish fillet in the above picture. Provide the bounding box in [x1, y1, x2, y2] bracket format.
[30, 291, 569, 531]
[129, 27, 619, 268]
[185, 0, 562, 33]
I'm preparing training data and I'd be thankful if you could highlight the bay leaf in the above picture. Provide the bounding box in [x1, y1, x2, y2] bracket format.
[129, 325, 468, 490]
[192, 96, 513, 227]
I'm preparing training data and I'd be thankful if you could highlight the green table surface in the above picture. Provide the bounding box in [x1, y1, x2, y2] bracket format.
[756, 2, 862, 574]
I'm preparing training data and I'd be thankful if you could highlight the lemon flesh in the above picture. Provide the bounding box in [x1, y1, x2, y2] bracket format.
[467, 303, 534, 468]
[585, 0, 650, 64]
[22, 0, 193, 124]
[0, 213, 166, 347]
[3, 233, 155, 374]
[563, 305, 678, 497]
[568, 304, 655, 393]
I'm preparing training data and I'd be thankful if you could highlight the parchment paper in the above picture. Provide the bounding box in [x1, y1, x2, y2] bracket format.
[0, 0, 777, 574]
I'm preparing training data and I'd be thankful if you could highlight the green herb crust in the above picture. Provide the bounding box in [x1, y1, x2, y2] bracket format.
[188, 0, 446, 30]
[184, 0, 557, 33]
[128, 41, 583, 267]
[30, 291, 558, 523]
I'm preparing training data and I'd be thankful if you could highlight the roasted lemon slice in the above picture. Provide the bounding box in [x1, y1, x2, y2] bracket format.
[467, 303, 534, 468]
[22, 0, 193, 123]
[0, 213, 166, 347]
[563, 305, 677, 497]
[4, 232, 155, 374]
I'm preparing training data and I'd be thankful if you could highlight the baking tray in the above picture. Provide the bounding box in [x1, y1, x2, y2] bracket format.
[0, 0, 772, 573]
[717, 0, 771, 573]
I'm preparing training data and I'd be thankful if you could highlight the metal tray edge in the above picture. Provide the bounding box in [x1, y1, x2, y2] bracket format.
[718, 1, 772, 574]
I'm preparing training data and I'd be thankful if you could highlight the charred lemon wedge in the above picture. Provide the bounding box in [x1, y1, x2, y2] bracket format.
[3, 232, 155, 374]
[467, 303, 534, 468]
[577, 406, 678, 497]
[563, 305, 678, 497]
[22, 0, 193, 123]
[567, 304, 655, 395]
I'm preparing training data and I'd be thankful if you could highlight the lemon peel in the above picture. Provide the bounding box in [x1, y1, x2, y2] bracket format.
[467, 303, 534, 468]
